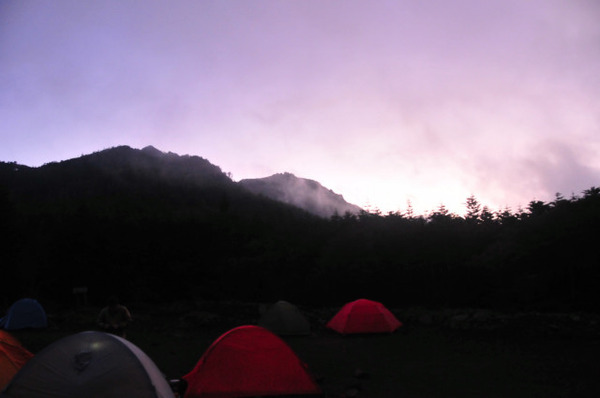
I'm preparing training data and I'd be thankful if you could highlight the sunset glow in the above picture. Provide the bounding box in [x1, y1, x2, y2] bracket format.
[1, 0, 598, 216]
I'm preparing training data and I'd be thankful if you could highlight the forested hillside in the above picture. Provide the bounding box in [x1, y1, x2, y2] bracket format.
[1, 146, 599, 313]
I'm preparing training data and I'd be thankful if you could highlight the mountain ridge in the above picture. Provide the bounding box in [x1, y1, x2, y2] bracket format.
[239, 172, 362, 218]
[0, 145, 362, 218]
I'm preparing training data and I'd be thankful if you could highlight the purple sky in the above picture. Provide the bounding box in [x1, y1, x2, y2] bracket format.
[1, 0, 599, 215]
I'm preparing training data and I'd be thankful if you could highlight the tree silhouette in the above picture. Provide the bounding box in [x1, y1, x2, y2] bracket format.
[1, 150, 600, 312]
[465, 195, 482, 223]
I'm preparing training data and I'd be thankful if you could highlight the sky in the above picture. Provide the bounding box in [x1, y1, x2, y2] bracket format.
[1, 0, 599, 216]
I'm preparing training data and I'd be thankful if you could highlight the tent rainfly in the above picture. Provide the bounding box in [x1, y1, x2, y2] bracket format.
[183, 325, 322, 398]
[0, 298, 47, 330]
[258, 300, 311, 336]
[0, 331, 175, 398]
[0, 331, 33, 390]
[326, 298, 402, 334]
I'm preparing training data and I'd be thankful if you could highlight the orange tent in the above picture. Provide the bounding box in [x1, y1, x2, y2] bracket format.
[0, 330, 33, 390]
[0, 330, 22, 347]
[183, 325, 321, 398]
[326, 299, 402, 334]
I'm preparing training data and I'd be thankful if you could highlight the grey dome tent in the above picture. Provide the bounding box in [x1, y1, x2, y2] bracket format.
[258, 300, 311, 336]
[0, 331, 175, 398]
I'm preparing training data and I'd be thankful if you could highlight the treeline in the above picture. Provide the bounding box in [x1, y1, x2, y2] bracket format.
[1, 151, 599, 313]
[319, 190, 600, 311]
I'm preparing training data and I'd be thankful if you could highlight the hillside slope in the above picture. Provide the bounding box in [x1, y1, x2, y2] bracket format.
[239, 172, 362, 218]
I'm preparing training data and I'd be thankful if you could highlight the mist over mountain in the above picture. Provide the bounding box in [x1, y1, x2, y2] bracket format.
[0, 145, 326, 304]
[1, 145, 599, 313]
[239, 173, 362, 218]
[0, 145, 348, 218]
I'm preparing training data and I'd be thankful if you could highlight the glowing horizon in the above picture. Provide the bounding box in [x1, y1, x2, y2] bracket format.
[1, 0, 598, 217]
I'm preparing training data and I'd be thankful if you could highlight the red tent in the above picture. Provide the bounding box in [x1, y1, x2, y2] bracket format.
[0, 330, 33, 390]
[326, 299, 402, 334]
[183, 325, 321, 398]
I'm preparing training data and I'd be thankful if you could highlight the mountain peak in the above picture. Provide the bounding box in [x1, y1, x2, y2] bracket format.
[239, 173, 362, 218]
[141, 145, 163, 156]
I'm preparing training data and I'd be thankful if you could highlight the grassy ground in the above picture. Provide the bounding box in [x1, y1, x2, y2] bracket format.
[9, 302, 600, 398]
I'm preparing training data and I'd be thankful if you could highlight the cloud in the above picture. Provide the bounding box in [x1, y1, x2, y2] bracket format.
[1, 0, 599, 215]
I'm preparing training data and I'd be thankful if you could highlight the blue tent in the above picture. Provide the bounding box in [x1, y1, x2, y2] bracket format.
[0, 299, 47, 330]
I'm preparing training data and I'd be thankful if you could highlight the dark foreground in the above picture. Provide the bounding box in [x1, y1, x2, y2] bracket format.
[11, 302, 600, 398]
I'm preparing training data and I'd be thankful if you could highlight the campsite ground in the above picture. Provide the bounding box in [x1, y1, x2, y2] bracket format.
[11, 301, 600, 398]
